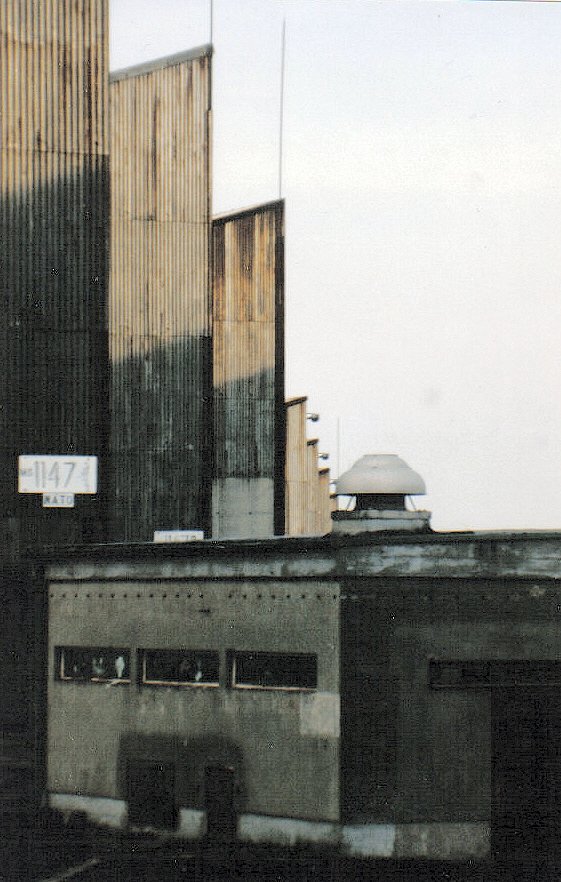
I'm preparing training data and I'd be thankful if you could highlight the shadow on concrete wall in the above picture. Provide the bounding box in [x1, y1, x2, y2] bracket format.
[117, 732, 247, 821]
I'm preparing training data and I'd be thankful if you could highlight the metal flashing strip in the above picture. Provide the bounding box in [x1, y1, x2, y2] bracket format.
[110, 44, 213, 83]
[212, 199, 284, 225]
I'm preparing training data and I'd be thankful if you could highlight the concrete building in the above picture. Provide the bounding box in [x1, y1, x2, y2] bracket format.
[43, 456, 561, 866]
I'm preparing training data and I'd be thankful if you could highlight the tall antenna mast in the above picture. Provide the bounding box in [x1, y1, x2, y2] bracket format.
[337, 417, 341, 478]
[210, 0, 213, 44]
[278, 19, 286, 199]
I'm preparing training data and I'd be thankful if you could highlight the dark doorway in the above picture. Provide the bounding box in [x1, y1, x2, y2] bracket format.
[204, 765, 236, 841]
[493, 688, 561, 864]
[127, 761, 177, 830]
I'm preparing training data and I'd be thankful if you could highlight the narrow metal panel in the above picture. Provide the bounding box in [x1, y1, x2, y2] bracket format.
[109, 50, 212, 540]
[284, 398, 308, 536]
[0, 0, 109, 555]
[212, 201, 285, 535]
[284, 398, 332, 536]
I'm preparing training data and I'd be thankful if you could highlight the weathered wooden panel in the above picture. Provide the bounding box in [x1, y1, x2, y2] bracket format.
[0, 0, 109, 555]
[212, 201, 285, 537]
[109, 47, 212, 540]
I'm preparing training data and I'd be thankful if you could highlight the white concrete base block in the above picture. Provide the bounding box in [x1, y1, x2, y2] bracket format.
[212, 478, 274, 539]
[50, 793, 127, 829]
[238, 813, 339, 848]
[48, 795, 491, 861]
[239, 817, 489, 860]
[392, 822, 491, 860]
[341, 824, 396, 857]
[178, 808, 206, 839]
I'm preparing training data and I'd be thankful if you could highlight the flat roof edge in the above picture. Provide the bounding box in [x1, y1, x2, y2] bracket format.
[110, 44, 213, 83]
[33, 529, 561, 566]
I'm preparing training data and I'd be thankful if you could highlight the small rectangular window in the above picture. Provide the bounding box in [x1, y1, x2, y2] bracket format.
[140, 649, 219, 687]
[232, 651, 317, 690]
[56, 647, 130, 683]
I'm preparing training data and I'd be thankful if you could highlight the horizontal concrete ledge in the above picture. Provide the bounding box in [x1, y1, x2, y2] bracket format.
[240, 818, 490, 859]
[50, 793, 126, 829]
[49, 794, 205, 839]
[50, 793, 491, 861]
[343, 822, 490, 860]
[238, 814, 340, 848]
[49, 795, 490, 860]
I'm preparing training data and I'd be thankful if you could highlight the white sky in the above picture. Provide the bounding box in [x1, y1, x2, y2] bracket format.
[110, 0, 561, 532]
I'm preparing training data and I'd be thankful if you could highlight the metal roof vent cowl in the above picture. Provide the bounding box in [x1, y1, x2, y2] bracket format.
[332, 454, 431, 534]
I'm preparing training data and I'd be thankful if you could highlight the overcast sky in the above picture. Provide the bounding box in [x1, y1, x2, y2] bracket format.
[110, 0, 561, 531]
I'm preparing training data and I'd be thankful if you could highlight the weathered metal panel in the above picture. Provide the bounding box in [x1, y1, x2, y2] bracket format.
[318, 468, 334, 535]
[284, 397, 333, 536]
[109, 47, 212, 539]
[212, 201, 285, 537]
[284, 397, 307, 536]
[306, 439, 320, 535]
[0, 0, 110, 556]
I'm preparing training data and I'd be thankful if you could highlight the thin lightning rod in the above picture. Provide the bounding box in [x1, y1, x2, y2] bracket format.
[278, 19, 286, 199]
[210, 0, 213, 44]
[337, 417, 341, 479]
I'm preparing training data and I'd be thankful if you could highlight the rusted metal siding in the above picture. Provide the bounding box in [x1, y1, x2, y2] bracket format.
[109, 47, 212, 540]
[0, 0, 110, 556]
[212, 201, 285, 537]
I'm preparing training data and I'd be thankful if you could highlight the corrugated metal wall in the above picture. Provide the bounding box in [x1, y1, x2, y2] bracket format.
[319, 467, 336, 534]
[109, 47, 212, 540]
[212, 201, 285, 538]
[0, 0, 108, 816]
[285, 397, 332, 536]
[0, 0, 109, 556]
[285, 397, 308, 536]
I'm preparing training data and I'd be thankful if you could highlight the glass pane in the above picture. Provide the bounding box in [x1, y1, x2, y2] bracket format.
[59, 647, 129, 681]
[142, 650, 219, 685]
[234, 652, 317, 689]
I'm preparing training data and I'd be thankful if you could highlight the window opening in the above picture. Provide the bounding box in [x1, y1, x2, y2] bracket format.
[56, 647, 130, 683]
[140, 649, 219, 687]
[232, 651, 317, 690]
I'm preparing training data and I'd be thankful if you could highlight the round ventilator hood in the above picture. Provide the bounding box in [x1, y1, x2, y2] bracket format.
[335, 454, 426, 497]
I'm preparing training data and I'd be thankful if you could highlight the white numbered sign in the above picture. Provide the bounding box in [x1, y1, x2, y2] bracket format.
[18, 455, 98, 494]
